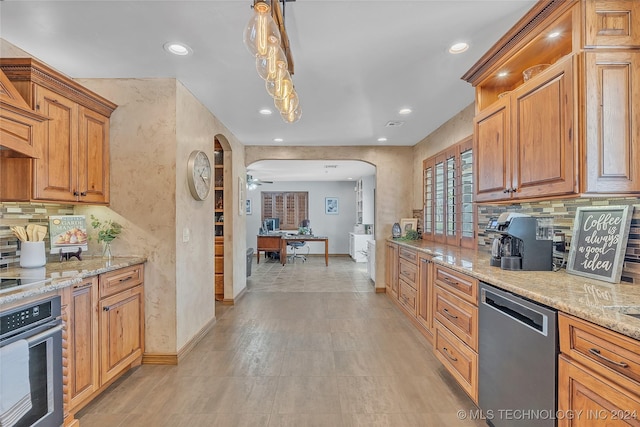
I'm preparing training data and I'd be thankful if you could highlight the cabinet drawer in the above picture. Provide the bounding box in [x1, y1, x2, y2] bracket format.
[434, 285, 478, 351]
[434, 322, 477, 403]
[559, 313, 640, 391]
[398, 278, 417, 316]
[433, 264, 477, 304]
[398, 258, 417, 287]
[99, 264, 144, 299]
[399, 246, 417, 263]
[558, 355, 640, 427]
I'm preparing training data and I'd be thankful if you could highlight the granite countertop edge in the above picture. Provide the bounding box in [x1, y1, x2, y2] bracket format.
[389, 238, 640, 341]
[0, 256, 147, 306]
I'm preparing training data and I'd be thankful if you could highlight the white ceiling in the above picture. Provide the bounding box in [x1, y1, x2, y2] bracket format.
[248, 159, 376, 182]
[0, 0, 536, 150]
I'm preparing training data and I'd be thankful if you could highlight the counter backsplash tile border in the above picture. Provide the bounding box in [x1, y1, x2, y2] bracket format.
[477, 197, 640, 285]
[0, 202, 75, 269]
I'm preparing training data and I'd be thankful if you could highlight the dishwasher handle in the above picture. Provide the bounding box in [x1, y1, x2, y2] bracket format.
[481, 288, 549, 335]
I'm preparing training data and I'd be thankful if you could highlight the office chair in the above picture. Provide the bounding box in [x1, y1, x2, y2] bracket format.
[288, 220, 311, 263]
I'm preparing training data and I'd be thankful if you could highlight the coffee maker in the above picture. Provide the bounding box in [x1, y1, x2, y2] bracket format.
[487, 213, 553, 271]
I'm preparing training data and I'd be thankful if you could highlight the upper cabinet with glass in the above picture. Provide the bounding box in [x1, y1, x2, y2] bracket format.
[463, 0, 640, 201]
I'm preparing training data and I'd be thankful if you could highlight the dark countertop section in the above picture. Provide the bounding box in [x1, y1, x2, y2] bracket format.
[390, 239, 640, 341]
[0, 256, 146, 306]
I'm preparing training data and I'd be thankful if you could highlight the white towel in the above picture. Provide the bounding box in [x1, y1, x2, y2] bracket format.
[0, 339, 32, 427]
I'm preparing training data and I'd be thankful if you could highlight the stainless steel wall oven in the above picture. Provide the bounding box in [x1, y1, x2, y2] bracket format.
[0, 295, 63, 427]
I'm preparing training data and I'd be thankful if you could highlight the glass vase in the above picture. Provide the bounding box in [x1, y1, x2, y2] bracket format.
[102, 241, 113, 263]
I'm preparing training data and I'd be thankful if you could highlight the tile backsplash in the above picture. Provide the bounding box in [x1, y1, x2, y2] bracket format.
[477, 197, 640, 284]
[0, 202, 75, 268]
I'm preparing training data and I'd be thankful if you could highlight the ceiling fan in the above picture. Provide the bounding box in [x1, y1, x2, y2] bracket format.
[246, 174, 273, 189]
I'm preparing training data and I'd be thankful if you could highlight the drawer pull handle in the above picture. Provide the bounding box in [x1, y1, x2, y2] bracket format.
[73, 282, 92, 290]
[103, 306, 111, 312]
[119, 276, 134, 282]
[443, 277, 459, 287]
[442, 347, 457, 362]
[443, 308, 458, 319]
[588, 348, 629, 368]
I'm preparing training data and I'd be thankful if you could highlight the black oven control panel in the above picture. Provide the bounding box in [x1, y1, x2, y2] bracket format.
[1, 297, 60, 338]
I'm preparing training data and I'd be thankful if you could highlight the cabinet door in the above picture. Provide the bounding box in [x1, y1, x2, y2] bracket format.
[584, 0, 640, 48]
[584, 51, 639, 193]
[474, 97, 511, 202]
[100, 285, 144, 385]
[69, 278, 98, 410]
[33, 85, 78, 202]
[558, 355, 640, 427]
[385, 241, 398, 298]
[77, 106, 110, 203]
[512, 57, 577, 199]
[416, 253, 432, 335]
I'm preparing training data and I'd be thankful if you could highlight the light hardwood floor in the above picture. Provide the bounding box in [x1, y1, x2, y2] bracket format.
[77, 255, 484, 426]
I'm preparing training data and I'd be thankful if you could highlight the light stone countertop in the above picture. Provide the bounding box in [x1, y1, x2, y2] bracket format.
[391, 239, 640, 341]
[0, 256, 146, 306]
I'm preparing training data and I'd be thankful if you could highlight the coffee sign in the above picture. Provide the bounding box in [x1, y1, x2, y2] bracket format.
[567, 206, 633, 283]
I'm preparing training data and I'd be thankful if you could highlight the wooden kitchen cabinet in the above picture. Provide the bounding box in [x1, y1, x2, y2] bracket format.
[558, 313, 640, 426]
[583, 0, 640, 48]
[98, 265, 145, 385]
[385, 241, 399, 298]
[583, 51, 640, 193]
[416, 252, 433, 334]
[68, 277, 99, 412]
[432, 263, 478, 403]
[386, 243, 433, 343]
[0, 57, 116, 204]
[473, 56, 577, 202]
[464, 1, 640, 200]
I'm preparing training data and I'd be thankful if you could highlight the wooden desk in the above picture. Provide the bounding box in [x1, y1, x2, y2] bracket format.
[280, 236, 329, 266]
[256, 235, 282, 264]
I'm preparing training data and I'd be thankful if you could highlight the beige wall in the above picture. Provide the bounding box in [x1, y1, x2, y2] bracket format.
[2, 37, 246, 355]
[245, 146, 413, 289]
[411, 103, 475, 208]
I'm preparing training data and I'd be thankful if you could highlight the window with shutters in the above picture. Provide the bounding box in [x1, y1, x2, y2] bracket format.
[422, 136, 475, 248]
[261, 192, 309, 229]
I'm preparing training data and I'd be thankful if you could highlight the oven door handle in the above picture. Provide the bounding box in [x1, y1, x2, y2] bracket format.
[25, 323, 62, 345]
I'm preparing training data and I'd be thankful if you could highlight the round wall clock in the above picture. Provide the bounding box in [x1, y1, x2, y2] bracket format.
[187, 150, 212, 201]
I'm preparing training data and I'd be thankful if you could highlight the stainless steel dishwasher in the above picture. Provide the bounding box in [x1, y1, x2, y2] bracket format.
[479, 282, 558, 427]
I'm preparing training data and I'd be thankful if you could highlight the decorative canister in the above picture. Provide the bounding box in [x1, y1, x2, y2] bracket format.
[392, 223, 402, 238]
[20, 241, 47, 268]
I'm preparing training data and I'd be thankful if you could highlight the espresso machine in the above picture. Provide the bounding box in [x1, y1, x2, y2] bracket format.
[487, 213, 553, 271]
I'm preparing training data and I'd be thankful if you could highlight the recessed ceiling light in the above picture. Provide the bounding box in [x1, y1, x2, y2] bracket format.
[498, 71, 508, 77]
[448, 42, 469, 54]
[259, 108, 272, 115]
[398, 108, 412, 115]
[273, 138, 283, 142]
[377, 137, 387, 142]
[347, 177, 353, 180]
[163, 42, 192, 56]
[548, 31, 560, 38]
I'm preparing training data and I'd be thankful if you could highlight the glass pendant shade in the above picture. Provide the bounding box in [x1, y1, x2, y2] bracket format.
[266, 69, 294, 100]
[274, 90, 299, 114]
[281, 106, 302, 123]
[256, 42, 287, 81]
[243, 2, 281, 57]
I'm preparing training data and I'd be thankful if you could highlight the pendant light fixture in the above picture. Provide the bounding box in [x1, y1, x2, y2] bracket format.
[243, 0, 301, 123]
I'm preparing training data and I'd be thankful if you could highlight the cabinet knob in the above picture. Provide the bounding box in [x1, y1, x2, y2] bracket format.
[503, 189, 510, 193]
[80, 192, 87, 197]
[73, 191, 79, 196]
[103, 306, 111, 312]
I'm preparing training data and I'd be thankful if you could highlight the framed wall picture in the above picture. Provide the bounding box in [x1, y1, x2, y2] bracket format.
[566, 205, 633, 283]
[325, 197, 339, 215]
[246, 199, 252, 215]
[400, 218, 418, 237]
